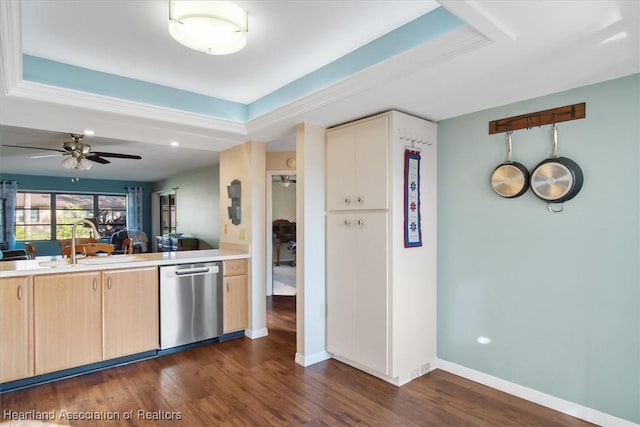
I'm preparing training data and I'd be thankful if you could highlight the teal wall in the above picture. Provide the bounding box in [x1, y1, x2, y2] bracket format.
[0, 174, 153, 256]
[437, 74, 639, 422]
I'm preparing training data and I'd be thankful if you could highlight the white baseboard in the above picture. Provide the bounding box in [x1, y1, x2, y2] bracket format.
[244, 327, 268, 339]
[295, 351, 331, 367]
[437, 359, 639, 427]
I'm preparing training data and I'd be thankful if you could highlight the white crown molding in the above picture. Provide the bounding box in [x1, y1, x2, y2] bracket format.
[0, 0, 22, 95]
[8, 81, 247, 137]
[3, 1, 489, 145]
[246, 26, 490, 140]
[437, 359, 639, 427]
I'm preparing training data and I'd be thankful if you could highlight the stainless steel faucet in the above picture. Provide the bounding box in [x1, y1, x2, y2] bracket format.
[70, 219, 100, 264]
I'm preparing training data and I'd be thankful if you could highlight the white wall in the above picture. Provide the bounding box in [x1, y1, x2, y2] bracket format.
[219, 142, 267, 339]
[272, 181, 296, 221]
[295, 122, 329, 366]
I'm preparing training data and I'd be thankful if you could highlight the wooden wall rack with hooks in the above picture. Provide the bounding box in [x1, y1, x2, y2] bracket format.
[488, 102, 586, 135]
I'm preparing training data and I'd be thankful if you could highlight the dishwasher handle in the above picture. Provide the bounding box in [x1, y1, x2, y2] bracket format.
[173, 266, 219, 276]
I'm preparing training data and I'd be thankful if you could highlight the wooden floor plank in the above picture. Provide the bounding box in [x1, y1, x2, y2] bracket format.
[1, 295, 597, 426]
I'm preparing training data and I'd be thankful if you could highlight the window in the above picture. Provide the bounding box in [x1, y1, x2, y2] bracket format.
[98, 195, 126, 237]
[15, 191, 127, 241]
[160, 193, 176, 235]
[56, 194, 94, 239]
[15, 192, 52, 241]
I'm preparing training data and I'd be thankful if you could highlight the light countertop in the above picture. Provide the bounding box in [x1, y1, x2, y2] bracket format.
[0, 249, 249, 278]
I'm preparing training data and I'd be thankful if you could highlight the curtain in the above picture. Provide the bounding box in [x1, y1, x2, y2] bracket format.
[1, 181, 18, 249]
[126, 186, 144, 232]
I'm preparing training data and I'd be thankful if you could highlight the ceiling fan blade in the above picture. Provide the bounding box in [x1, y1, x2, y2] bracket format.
[85, 156, 111, 164]
[30, 153, 66, 159]
[2, 144, 66, 153]
[88, 151, 142, 160]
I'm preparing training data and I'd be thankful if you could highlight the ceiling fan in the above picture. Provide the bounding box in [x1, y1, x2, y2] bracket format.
[3, 133, 142, 170]
[273, 175, 296, 188]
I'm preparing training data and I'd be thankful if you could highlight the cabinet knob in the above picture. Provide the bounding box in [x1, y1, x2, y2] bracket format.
[344, 197, 351, 205]
[357, 218, 364, 227]
[17, 285, 22, 301]
[344, 219, 351, 227]
[357, 196, 364, 205]
[107, 277, 112, 290]
[93, 278, 98, 292]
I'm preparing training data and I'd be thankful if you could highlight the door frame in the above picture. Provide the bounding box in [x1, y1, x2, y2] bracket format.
[266, 170, 296, 296]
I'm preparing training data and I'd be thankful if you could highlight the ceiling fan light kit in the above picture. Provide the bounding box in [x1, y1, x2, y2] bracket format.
[168, 0, 248, 55]
[62, 156, 92, 170]
[2, 133, 142, 173]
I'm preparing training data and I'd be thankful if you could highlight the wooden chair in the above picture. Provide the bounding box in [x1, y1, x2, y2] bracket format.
[25, 242, 36, 259]
[272, 219, 296, 266]
[62, 243, 114, 258]
[122, 238, 134, 255]
[59, 237, 96, 255]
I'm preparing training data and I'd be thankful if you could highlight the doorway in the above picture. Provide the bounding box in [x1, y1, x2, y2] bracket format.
[266, 171, 296, 296]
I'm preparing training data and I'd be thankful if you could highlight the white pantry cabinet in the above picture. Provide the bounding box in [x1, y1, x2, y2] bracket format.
[326, 111, 437, 385]
[326, 212, 388, 375]
[326, 114, 389, 211]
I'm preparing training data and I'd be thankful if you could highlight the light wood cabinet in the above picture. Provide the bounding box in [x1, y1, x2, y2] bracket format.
[326, 114, 389, 211]
[103, 267, 158, 360]
[223, 259, 248, 333]
[326, 111, 437, 385]
[32, 266, 159, 377]
[0, 276, 33, 382]
[34, 271, 102, 375]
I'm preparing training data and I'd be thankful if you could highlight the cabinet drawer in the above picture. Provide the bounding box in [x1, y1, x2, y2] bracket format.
[224, 259, 248, 276]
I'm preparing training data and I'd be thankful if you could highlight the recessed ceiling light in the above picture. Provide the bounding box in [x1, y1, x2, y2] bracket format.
[170, 141, 180, 147]
[84, 129, 95, 135]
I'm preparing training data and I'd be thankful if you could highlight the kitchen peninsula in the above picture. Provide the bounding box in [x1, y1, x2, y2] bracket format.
[0, 249, 249, 392]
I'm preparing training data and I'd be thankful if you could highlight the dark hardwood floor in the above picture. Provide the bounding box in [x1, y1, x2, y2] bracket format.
[1, 295, 596, 426]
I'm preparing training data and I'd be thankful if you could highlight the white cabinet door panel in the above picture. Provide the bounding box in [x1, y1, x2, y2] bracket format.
[326, 213, 356, 357]
[326, 212, 388, 376]
[327, 116, 388, 211]
[326, 126, 356, 211]
[353, 212, 388, 375]
[355, 116, 388, 210]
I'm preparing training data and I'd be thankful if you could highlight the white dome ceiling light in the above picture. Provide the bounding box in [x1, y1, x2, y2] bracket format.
[168, 0, 248, 55]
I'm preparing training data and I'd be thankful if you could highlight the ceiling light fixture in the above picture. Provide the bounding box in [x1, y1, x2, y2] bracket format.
[61, 156, 92, 170]
[279, 175, 292, 188]
[168, 0, 248, 55]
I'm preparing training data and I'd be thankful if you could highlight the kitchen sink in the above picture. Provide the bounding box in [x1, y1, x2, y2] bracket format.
[77, 255, 145, 265]
[39, 254, 144, 267]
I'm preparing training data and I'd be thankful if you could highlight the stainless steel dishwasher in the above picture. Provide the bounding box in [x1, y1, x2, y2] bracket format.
[160, 262, 223, 350]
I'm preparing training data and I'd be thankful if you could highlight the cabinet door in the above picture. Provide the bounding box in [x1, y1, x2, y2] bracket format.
[353, 212, 388, 375]
[354, 116, 388, 210]
[326, 213, 357, 358]
[34, 272, 102, 375]
[326, 116, 389, 212]
[0, 276, 33, 382]
[326, 126, 357, 211]
[103, 268, 159, 360]
[223, 275, 248, 333]
[327, 212, 388, 375]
